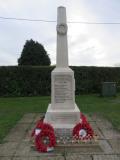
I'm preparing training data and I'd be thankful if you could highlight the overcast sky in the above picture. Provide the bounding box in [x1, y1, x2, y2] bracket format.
[0, 0, 120, 66]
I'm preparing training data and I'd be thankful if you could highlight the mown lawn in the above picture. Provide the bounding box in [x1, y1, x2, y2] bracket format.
[0, 94, 120, 143]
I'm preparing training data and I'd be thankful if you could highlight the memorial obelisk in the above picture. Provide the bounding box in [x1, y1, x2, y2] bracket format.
[44, 6, 80, 136]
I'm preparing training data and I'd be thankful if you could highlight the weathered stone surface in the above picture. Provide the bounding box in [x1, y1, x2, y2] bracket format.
[0, 113, 119, 159]
[99, 140, 113, 154]
[55, 142, 103, 153]
[15, 141, 62, 156]
[91, 114, 115, 130]
[13, 157, 64, 160]
[0, 142, 18, 156]
[33, 113, 45, 123]
[13, 157, 38, 160]
[94, 118, 120, 139]
[101, 128, 120, 139]
[64, 146, 102, 153]
[96, 120, 113, 129]
[66, 155, 92, 160]
[93, 155, 120, 160]
[23, 124, 36, 142]
[13, 156, 64, 160]
[108, 139, 120, 153]
[4, 124, 30, 142]
[14, 141, 39, 156]
[90, 122, 104, 139]
[0, 157, 12, 160]
[36, 156, 64, 160]
[18, 113, 36, 123]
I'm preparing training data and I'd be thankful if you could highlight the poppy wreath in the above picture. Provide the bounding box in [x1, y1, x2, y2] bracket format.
[35, 129, 56, 152]
[31, 118, 56, 152]
[80, 113, 87, 123]
[31, 118, 54, 137]
[73, 113, 94, 140]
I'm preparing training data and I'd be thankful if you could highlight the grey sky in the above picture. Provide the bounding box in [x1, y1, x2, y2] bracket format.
[0, 0, 120, 66]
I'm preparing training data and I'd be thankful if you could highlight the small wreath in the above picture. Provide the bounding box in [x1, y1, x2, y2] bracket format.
[73, 122, 94, 140]
[35, 129, 56, 152]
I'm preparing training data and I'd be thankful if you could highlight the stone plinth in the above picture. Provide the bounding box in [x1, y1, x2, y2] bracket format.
[44, 103, 80, 136]
[44, 68, 80, 136]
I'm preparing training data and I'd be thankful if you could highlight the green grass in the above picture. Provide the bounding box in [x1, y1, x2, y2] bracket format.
[0, 94, 120, 143]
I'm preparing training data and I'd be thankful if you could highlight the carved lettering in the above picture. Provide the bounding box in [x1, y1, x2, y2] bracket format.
[54, 75, 73, 103]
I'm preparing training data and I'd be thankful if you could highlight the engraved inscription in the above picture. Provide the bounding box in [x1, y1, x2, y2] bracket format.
[51, 114, 77, 123]
[54, 75, 73, 103]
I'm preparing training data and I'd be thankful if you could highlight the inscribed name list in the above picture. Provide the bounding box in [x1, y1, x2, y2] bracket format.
[54, 75, 73, 103]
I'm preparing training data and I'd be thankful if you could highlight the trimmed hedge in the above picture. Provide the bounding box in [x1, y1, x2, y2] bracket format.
[0, 66, 120, 97]
[0, 66, 52, 97]
[73, 66, 120, 94]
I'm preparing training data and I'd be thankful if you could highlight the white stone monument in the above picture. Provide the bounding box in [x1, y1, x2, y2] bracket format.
[44, 6, 81, 136]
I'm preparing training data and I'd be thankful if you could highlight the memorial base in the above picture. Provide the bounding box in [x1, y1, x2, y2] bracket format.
[54, 141, 103, 153]
[44, 103, 80, 137]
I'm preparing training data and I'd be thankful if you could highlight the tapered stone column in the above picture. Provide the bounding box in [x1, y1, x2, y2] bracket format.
[44, 6, 80, 136]
[56, 6, 68, 68]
